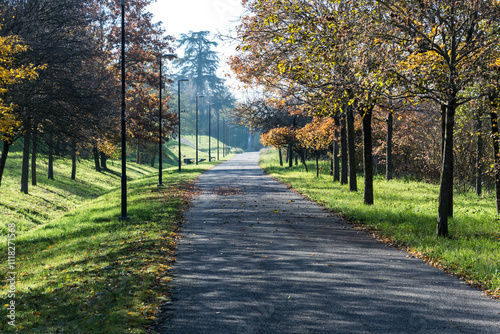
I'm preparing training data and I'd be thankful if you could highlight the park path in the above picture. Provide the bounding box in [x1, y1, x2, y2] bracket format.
[154, 152, 500, 334]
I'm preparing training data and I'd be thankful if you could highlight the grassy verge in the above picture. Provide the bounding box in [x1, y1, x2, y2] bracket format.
[260, 148, 500, 297]
[0, 150, 223, 333]
[0, 151, 156, 236]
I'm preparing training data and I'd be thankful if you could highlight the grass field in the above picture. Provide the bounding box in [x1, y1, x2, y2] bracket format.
[0, 144, 227, 333]
[260, 148, 500, 298]
[164, 136, 235, 165]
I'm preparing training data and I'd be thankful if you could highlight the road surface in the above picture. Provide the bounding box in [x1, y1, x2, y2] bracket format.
[154, 152, 500, 334]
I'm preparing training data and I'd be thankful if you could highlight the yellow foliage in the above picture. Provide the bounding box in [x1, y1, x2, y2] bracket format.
[0, 33, 43, 140]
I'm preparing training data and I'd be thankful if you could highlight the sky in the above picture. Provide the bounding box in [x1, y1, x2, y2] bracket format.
[148, 0, 245, 38]
[147, 0, 247, 95]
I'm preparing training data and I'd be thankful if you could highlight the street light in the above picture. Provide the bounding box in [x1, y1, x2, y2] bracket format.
[178, 79, 188, 172]
[119, 0, 129, 220]
[208, 102, 211, 162]
[158, 53, 177, 187]
[217, 110, 220, 160]
[196, 95, 204, 165]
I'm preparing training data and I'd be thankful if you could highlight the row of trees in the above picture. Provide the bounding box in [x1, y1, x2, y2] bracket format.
[173, 31, 236, 137]
[0, 0, 177, 193]
[229, 0, 500, 237]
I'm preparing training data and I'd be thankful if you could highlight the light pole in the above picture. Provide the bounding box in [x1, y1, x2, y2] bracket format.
[119, 0, 129, 220]
[217, 110, 220, 160]
[208, 102, 211, 162]
[196, 95, 204, 165]
[157, 53, 177, 187]
[178, 79, 188, 172]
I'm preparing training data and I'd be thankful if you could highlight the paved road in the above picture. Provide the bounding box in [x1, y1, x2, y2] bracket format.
[154, 152, 500, 334]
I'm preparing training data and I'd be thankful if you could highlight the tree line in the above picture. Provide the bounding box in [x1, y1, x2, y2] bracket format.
[0, 0, 176, 193]
[229, 0, 500, 237]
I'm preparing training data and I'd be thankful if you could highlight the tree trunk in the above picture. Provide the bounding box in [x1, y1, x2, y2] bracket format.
[437, 103, 456, 237]
[150, 152, 156, 167]
[295, 151, 298, 166]
[490, 108, 500, 213]
[330, 144, 334, 176]
[386, 109, 394, 181]
[93, 145, 101, 172]
[55, 139, 61, 156]
[300, 150, 308, 172]
[441, 104, 453, 217]
[340, 114, 348, 185]
[316, 151, 319, 177]
[347, 108, 357, 191]
[48, 133, 54, 180]
[476, 115, 483, 196]
[21, 132, 30, 194]
[71, 139, 77, 180]
[278, 147, 283, 166]
[288, 145, 293, 168]
[31, 130, 37, 186]
[100, 152, 108, 170]
[0, 140, 11, 187]
[333, 118, 340, 182]
[362, 106, 374, 205]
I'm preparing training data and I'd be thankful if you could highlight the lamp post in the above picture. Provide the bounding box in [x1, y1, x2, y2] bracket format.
[119, 0, 129, 220]
[178, 79, 188, 172]
[208, 102, 211, 162]
[217, 110, 220, 160]
[196, 95, 204, 165]
[157, 53, 177, 187]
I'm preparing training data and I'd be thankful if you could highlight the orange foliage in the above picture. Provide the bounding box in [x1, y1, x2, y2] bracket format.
[261, 126, 297, 149]
[296, 117, 335, 152]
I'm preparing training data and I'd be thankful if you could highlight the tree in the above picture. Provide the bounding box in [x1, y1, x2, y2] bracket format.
[0, 0, 114, 191]
[175, 30, 235, 140]
[376, 0, 500, 236]
[176, 31, 220, 95]
[261, 125, 309, 171]
[95, 0, 176, 167]
[0, 32, 42, 187]
[232, 0, 394, 203]
[297, 117, 335, 177]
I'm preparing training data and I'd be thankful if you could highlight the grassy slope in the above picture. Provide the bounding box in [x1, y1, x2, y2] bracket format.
[0, 150, 155, 237]
[260, 148, 500, 297]
[0, 147, 223, 333]
[179, 135, 225, 154]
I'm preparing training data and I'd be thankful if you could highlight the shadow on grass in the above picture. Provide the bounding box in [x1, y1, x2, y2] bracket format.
[0, 169, 201, 333]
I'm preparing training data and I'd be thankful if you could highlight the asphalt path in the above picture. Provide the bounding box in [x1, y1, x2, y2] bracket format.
[154, 152, 500, 334]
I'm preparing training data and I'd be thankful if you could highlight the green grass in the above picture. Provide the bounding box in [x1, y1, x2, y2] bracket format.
[260, 148, 500, 297]
[0, 151, 155, 237]
[164, 136, 232, 165]
[0, 148, 226, 333]
[180, 135, 225, 154]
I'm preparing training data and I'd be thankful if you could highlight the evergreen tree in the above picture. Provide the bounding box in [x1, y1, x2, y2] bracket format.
[175, 30, 236, 136]
[176, 31, 220, 96]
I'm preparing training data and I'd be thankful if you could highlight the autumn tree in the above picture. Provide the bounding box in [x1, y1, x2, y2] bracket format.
[0, 33, 41, 186]
[297, 117, 335, 177]
[375, 0, 500, 236]
[261, 125, 309, 171]
[0, 0, 105, 192]
[232, 0, 399, 203]
[92, 0, 176, 167]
